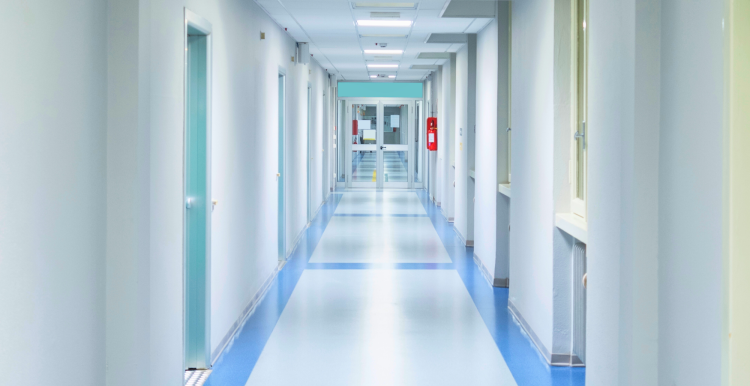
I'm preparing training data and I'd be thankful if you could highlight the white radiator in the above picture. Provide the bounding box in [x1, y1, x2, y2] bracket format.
[572, 242, 587, 364]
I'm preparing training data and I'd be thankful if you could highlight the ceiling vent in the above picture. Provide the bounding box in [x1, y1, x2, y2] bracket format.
[425, 33, 468, 44]
[352, 2, 417, 9]
[360, 34, 408, 39]
[417, 52, 452, 59]
[410, 65, 439, 70]
[370, 12, 401, 18]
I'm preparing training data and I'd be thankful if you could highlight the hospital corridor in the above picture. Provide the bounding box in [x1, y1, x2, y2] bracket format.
[1, 0, 750, 386]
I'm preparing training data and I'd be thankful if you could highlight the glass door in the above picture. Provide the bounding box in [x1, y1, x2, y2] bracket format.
[349, 102, 378, 187]
[380, 102, 410, 188]
[345, 99, 414, 189]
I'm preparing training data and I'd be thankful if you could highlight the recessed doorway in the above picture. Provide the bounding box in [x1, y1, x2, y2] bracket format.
[183, 8, 213, 372]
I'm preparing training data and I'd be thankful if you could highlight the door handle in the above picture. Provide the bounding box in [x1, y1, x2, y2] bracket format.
[381, 146, 386, 150]
[574, 122, 586, 150]
[186, 198, 193, 209]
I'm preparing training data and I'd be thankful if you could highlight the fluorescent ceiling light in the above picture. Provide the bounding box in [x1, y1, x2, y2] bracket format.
[388, 75, 396, 78]
[370, 75, 378, 78]
[364, 50, 403, 55]
[354, 2, 416, 9]
[367, 64, 399, 68]
[357, 20, 413, 27]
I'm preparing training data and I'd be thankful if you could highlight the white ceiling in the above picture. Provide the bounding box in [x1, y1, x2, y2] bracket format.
[254, 0, 496, 81]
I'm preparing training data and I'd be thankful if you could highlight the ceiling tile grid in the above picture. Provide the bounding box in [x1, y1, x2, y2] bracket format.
[254, 0, 496, 81]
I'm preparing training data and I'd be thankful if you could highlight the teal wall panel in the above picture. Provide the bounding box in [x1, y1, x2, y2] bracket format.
[338, 82, 423, 98]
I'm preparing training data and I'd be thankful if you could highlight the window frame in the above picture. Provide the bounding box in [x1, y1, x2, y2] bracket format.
[571, 0, 588, 219]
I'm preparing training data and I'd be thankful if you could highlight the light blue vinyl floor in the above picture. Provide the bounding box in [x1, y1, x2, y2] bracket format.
[204, 190, 585, 386]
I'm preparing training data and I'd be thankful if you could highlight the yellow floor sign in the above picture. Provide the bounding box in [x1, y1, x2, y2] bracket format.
[372, 170, 376, 182]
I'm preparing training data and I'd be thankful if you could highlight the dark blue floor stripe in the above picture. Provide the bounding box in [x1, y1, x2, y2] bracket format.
[414, 190, 585, 386]
[305, 262, 455, 270]
[333, 213, 428, 217]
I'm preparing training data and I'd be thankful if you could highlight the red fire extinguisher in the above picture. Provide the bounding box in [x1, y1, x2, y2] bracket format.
[426, 117, 438, 151]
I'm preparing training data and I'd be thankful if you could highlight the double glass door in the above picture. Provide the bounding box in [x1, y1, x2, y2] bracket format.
[347, 99, 414, 188]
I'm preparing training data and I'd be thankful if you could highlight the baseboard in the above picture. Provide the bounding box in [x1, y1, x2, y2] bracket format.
[311, 200, 325, 222]
[454, 225, 466, 245]
[550, 354, 585, 367]
[472, 253, 493, 287]
[211, 260, 285, 364]
[286, 224, 308, 259]
[508, 300, 552, 365]
[453, 225, 472, 246]
[493, 277, 509, 288]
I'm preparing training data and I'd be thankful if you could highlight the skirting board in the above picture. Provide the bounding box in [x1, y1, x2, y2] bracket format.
[286, 223, 309, 259]
[453, 224, 473, 247]
[211, 260, 285, 364]
[472, 253, 493, 287]
[493, 277, 509, 288]
[507, 301, 585, 367]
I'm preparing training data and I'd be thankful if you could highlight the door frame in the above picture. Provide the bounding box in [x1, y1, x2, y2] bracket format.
[307, 83, 313, 223]
[346, 99, 380, 188]
[380, 99, 414, 189]
[183, 7, 212, 370]
[343, 97, 418, 189]
[278, 69, 287, 260]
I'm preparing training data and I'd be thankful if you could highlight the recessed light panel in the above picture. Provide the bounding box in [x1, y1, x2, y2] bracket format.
[357, 20, 413, 27]
[367, 64, 399, 68]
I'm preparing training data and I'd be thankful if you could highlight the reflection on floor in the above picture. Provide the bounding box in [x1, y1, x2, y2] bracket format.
[204, 190, 586, 386]
[352, 151, 408, 183]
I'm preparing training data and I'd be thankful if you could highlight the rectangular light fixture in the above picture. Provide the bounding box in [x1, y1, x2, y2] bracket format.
[388, 75, 396, 78]
[357, 20, 412, 27]
[364, 50, 403, 55]
[370, 75, 378, 78]
[367, 64, 399, 68]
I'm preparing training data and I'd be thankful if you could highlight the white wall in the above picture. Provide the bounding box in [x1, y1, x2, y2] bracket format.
[454, 36, 477, 245]
[509, 0, 556, 353]
[1, 1, 330, 385]
[105, 0, 151, 385]
[0, 1, 107, 385]
[474, 17, 499, 273]
[657, 0, 725, 384]
[439, 56, 456, 220]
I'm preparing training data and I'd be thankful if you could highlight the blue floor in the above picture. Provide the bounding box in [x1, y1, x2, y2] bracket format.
[204, 190, 585, 386]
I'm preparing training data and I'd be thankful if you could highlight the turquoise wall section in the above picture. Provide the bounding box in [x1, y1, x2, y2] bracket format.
[338, 82, 423, 98]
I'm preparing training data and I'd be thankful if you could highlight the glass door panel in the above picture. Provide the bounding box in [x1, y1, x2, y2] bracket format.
[350, 102, 378, 187]
[381, 103, 409, 188]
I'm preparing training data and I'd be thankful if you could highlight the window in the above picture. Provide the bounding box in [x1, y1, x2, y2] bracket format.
[572, 0, 588, 219]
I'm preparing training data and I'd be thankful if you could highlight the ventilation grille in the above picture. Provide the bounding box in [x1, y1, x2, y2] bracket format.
[185, 369, 211, 386]
[572, 242, 587, 364]
[370, 11, 401, 18]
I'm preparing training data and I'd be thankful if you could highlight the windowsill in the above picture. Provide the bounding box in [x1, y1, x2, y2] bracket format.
[469, 169, 475, 179]
[498, 183, 511, 198]
[555, 213, 588, 244]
